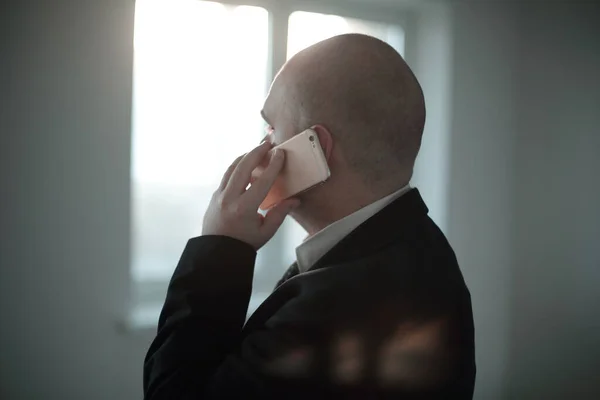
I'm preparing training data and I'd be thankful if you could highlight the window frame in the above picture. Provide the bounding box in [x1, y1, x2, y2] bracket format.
[125, 0, 412, 331]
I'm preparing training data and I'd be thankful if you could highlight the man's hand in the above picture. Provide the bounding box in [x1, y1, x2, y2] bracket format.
[202, 141, 300, 250]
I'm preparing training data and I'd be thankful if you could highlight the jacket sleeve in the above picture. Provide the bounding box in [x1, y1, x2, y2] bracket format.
[143, 235, 258, 399]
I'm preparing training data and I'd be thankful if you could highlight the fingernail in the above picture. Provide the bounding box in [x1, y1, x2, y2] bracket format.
[271, 149, 281, 160]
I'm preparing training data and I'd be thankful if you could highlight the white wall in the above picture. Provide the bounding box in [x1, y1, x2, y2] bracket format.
[0, 2, 152, 399]
[442, 2, 600, 398]
[444, 2, 518, 398]
[508, 2, 600, 398]
[409, 2, 453, 232]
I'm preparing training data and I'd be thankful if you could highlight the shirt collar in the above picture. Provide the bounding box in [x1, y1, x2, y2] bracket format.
[295, 184, 412, 273]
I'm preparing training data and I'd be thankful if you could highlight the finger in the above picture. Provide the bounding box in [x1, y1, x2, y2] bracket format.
[225, 140, 272, 196]
[261, 198, 301, 236]
[244, 148, 285, 207]
[218, 154, 245, 191]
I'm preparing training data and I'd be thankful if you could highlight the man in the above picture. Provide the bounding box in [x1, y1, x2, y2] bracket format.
[143, 34, 476, 399]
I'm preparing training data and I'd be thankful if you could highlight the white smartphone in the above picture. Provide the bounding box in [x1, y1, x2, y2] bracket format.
[254, 128, 331, 210]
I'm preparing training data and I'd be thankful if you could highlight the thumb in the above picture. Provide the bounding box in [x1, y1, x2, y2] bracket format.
[262, 199, 300, 236]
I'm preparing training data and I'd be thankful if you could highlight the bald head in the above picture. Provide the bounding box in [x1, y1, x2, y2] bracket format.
[268, 33, 425, 187]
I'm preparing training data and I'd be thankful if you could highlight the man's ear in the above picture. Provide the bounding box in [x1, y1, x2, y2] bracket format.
[310, 125, 333, 161]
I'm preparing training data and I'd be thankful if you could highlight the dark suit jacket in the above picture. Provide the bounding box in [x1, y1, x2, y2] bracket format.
[143, 189, 476, 399]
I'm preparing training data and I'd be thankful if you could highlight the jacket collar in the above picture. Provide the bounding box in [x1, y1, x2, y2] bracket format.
[308, 188, 429, 272]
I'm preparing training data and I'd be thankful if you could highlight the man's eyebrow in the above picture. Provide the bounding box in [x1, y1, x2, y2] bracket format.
[260, 110, 272, 126]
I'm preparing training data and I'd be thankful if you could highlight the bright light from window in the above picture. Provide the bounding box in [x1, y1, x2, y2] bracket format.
[130, 2, 405, 295]
[131, 0, 268, 280]
[287, 11, 405, 59]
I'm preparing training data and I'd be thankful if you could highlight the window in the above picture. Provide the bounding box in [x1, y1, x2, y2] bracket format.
[131, 0, 269, 282]
[130, 0, 405, 325]
[287, 11, 405, 59]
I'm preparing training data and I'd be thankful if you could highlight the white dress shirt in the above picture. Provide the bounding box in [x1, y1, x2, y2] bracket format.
[295, 185, 412, 273]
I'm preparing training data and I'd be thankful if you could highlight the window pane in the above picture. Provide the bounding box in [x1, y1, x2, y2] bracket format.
[287, 11, 405, 60]
[131, 0, 269, 281]
[280, 12, 405, 267]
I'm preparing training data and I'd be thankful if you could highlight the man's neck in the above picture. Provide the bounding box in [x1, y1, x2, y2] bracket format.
[291, 207, 355, 237]
[291, 185, 408, 236]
